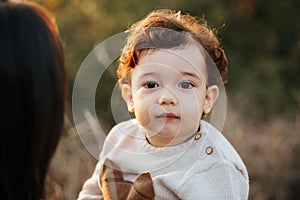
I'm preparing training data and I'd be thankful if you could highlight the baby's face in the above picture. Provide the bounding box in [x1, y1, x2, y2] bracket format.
[125, 44, 217, 147]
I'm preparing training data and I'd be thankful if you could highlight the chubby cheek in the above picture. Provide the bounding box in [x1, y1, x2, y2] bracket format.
[132, 94, 153, 126]
[134, 104, 150, 127]
[133, 96, 169, 133]
[184, 105, 203, 123]
[181, 91, 204, 111]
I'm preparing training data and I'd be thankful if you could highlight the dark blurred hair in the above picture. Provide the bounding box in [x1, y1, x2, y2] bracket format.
[0, 1, 65, 199]
[117, 9, 228, 86]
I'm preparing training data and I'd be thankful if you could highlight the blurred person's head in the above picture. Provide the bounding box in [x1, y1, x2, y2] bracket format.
[0, 0, 65, 199]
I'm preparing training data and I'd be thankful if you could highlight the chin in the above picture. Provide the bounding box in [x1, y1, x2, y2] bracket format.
[156, 128, 178, 138]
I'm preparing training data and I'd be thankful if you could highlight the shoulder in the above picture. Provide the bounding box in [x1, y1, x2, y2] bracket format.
[178, 121, 249, 198]
[101, 119, 140, 152]
[182, 120, 249, 190]
[198, 120, 248, 179]
[101, 118, 146, 157]
[178, 160, 249, 199]
[108, 118, 140, 138]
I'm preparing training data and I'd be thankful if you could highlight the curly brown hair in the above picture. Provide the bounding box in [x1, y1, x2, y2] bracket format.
[117, 9, 228, 86]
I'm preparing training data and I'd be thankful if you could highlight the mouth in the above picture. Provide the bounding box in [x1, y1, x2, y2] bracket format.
[156, 113, 180, 119]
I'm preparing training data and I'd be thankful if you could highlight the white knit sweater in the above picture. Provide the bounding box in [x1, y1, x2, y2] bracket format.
[78, 119, 249, 200]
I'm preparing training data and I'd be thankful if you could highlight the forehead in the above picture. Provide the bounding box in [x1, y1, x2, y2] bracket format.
[135, 44, 207, 77]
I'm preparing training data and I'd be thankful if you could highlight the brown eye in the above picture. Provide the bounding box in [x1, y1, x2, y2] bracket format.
[143, 81, 159, 88]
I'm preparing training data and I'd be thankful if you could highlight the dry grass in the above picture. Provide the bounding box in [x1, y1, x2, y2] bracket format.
[223, 108, 300, 200]
[45, 126, 98, 200]
[45, 109, 300, 199]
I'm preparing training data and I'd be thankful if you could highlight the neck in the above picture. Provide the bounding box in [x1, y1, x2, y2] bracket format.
[145, 132, 194, 147]
[144, 124, 201, 147]
[145, 134, 174, 147]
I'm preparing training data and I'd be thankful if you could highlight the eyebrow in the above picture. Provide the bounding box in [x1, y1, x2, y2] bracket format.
[140, 72, 156, 76]
[137, 72, 157, 79]
[136, 70, 205, 82]
[181, 71, 208, 85]
[180, 71, 201, 80]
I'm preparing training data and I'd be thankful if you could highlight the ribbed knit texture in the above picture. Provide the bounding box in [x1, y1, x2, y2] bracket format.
[78, 119, 249, 200]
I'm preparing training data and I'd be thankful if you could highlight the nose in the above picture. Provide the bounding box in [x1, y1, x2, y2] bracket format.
[158, 90, 178, 105]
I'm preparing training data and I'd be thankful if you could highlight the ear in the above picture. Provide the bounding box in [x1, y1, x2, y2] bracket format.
[121, 84, 134, 112]
[203, 85, 219, 114]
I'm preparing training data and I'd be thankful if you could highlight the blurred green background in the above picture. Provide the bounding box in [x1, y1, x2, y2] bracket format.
[32, 0, 300, 199]
[36, 0, 300, 123]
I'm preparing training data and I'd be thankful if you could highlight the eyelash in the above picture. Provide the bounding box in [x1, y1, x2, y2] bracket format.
[178, 81, 195, 89]
[143, 81, 159, 89]
[142, 81, 195, 89]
